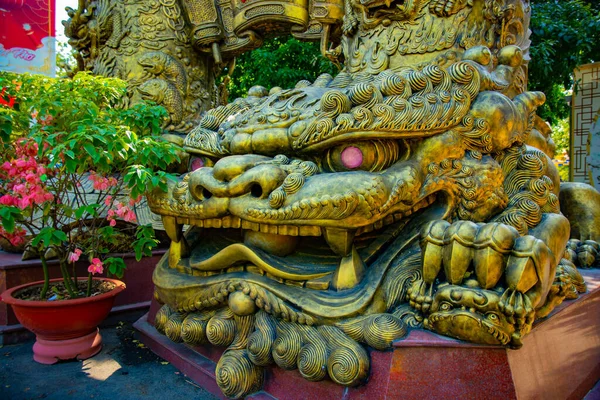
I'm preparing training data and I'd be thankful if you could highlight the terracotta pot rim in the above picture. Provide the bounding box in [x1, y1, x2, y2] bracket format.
[0, 277, 126, 307]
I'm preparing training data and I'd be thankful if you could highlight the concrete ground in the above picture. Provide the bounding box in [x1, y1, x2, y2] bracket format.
[0, 320, 217, 400]
[1, 317, 599, 400]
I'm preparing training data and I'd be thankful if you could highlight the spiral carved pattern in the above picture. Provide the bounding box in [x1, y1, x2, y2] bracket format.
[181, 312, 214, 345]
[199, 114, 220, 130]
[423, 65, 450, 90]
[329, 72, 353, 88]
[154, 304, 174, 334]
[297, 326, 329, 381]
[517, 153, 544, 173]
[372, 104, 395, 127]
[268, 188, 286, 209]
[165, 312, 186, 343]
[247, 311, 277, 366]
[352, 106, 374, 128]
[349, 82, 383, 109]
[272, 154, 291, 165]
[282, 172, 305, 194]
[314, 117, 334, 135]
[363, 314, 407, 350]
[403, 69, 430, 92]
[272, 321, 303, 370]
[216, 350, 264, 399]
[378, 71, 410, 97]
[313, 73, 333, 88]
[299, 161, 319, 177]
[320, 90, 352, 118]
[207, 310, 236, 347]
[295, 80, 312, 88]
[447, 62, 480, 99]
[319, 326, 369, 386]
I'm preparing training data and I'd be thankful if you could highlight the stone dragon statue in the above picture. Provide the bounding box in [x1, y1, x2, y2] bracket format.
[66, 0, 600, 397]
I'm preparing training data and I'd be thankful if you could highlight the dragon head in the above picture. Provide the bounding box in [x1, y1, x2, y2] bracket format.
[424, 284, 519, 347]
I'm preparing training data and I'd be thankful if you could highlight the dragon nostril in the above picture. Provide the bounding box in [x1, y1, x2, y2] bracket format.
[194, 185, 213, 200]
[203, 188, 213, 199]
[250, 184, 263, 198]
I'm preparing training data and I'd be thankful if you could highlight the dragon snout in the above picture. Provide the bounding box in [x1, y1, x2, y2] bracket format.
[188, 155, 288, 200]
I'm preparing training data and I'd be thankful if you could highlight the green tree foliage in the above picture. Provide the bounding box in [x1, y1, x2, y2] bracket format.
[226, 37, 338, 100]
[529, 0, 600, 123]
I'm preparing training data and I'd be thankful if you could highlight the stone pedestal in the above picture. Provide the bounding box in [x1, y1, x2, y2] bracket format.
[134, 270, 600, 399]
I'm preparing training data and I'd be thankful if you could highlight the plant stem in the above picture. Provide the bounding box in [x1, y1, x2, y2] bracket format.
[72, 262, 78, 289]
[60, 261, 77, 298]
[40, 255, 50, 299]
[86, 272, 92, 297]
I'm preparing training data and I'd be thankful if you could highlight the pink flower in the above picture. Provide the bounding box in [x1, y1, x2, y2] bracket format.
[9, 235, 25, 247]
[104, 195, 113, 206]
[0, 195, 15, 206]
[88, 258, 104, 275]
[39, 114, 53, 126]
[25, 173, 38, 184]
[89, 171, 118, 191]
[109, 219, 116, 227]
[0, 226, 26, 247]
[68, 248, 82, 263]
[128, 195, 142, 206]
[107, 202, 137, 225]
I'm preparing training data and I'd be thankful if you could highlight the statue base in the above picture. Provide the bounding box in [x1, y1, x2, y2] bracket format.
[134, 270, 600, 399]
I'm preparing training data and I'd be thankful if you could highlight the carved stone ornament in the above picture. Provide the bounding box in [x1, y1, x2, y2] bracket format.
[66, 1, 600, 398]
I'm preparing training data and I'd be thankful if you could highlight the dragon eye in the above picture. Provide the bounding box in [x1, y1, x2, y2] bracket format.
[341, 146, 363, 169]
[439, 302, 453, 311]
[322, 140, 404, 172]
[486, 312, 500, 322]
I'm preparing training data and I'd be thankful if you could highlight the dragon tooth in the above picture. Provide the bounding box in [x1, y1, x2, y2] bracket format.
[298, 226, 321, 236]
[221, 216, 232, 228]
[322, 227, 356, 257]
[162, 216, 183, 243]
[162, 216, 188, 269]
[331, 246, 365, 290]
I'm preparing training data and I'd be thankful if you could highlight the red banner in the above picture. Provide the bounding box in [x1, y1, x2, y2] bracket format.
[0, 0, 56, 76]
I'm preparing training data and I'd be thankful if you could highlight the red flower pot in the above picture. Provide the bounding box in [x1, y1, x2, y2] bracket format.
[0, 277, 125, 364]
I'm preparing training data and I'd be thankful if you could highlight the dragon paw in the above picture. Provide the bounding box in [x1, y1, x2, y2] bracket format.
[499, 288, 535, 329]
[429, 0, 472, 17]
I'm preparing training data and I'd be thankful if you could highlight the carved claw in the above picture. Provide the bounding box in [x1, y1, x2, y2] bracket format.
[429, 0, 471, 17]
[473, 223, 519, 289]
[420, 220, 450, 284]
[407, 279, 433, 313]
[499, 288, 534, 330]
[576, 240, 600, 269]
[421, 220, 518, 289]
[441, 221, 479, 285]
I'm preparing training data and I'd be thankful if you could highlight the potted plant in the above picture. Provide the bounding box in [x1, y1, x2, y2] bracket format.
[0, 72, 180, 364]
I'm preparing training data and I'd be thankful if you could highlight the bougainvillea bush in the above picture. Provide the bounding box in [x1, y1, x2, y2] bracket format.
[0, 72, 180, 299]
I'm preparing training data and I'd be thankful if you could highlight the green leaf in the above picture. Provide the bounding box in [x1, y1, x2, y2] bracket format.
[83, 142, 97, 160]
[104, 257, 126, 278]
[0, 207, 21, 233]
[52, 230, 68, 242]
